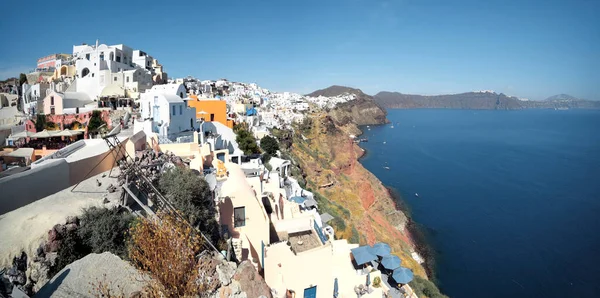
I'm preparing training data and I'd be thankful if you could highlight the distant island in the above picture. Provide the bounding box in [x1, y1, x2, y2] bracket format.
[374, 91, 600, 110]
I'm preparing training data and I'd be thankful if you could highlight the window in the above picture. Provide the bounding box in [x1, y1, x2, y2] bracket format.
[234, 207, 246, 227]
[114, 77, 117, 81]
[179, 105, 182, 115]
[179, 92, 184, 99]
[85, 53, 90, 60]
[126, 76, 129, 83]
[172, 105, 176, 116]
[92, 73, 94, 77]
[50, 96, 54, 105]
[100, 52, 104, 61]
[50, 107, 55, 115]
[210, 113, 215, 121]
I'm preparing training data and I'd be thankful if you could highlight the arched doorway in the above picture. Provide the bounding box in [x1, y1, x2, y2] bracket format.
[60, 66, 67, 76]
[82, 68, 90, 77]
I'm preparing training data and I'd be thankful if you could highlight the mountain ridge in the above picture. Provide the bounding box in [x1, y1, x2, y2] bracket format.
[306, 86, 599, 110]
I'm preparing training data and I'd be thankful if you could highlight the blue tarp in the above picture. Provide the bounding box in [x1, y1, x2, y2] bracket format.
[351, 246, 377, 265]
[370, 242, 391, 257]
[392, 267, 414, 284]
[290, 196, 306, 204]
[380, 255, 402, 270]
[246, 108, 257, 116]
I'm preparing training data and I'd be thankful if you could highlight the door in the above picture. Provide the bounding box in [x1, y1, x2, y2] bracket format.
[303, 286, 317, 298]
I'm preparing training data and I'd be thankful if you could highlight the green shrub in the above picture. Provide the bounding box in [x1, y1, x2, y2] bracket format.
[158, 167, 220, 243]
[49, 229, 89, 277]
[409, 275, 448, 298]
[373, 276, 382, 288]
[349, 226, 360, 244]
[77, 206, 135, 258]
[87, 110, 106, 132]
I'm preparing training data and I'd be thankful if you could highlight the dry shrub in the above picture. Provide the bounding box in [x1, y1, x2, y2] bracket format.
[129, 212, 205, 297]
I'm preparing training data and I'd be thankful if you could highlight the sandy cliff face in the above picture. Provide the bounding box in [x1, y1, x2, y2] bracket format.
[288, 97, 427, 277]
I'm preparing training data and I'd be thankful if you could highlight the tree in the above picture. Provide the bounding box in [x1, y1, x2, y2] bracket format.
[260, 135, 279, 155]
[19, 73, 27, 86]
[235, 128, 260, 155]
[157, 167, 220, 242]
[87, 110, 106, 132]
[35, 114, 47, 132]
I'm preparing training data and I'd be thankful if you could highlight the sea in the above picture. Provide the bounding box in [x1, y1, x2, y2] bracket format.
[358, 109, 600, 298]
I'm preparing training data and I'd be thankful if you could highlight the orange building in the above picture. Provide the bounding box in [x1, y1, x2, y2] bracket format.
[187, 96, 234, 128]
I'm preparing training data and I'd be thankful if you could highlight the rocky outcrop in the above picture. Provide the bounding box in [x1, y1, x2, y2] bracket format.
[197, 252, 272, 298]
[308, 85, 388, 126]
[34, 252, 151, 298]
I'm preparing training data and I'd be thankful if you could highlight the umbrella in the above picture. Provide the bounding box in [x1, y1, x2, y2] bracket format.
[10, 131, 35, 139]
[333, 278, 339, 298]
[380, 255, 402, 270]
[197, 110, 208, 115]
[391, 267, 414, 284]
[69, 129, 84, 135]
[366, 272, 371, 287]
[351, 246, 378, 265]
[53, 130, 75, 137]
[370, 242, 391, 257]
[32, 130, 57, 139]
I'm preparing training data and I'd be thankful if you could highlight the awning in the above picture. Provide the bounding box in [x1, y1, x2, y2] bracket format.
[370, 242, 391, 257]
[391, 267, 414, 284]
[381, 255, 402, 270]
[320, 213, 334, 224]
[350, 246, 377, 265]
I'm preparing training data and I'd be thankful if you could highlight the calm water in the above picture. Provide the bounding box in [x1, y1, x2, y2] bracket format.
[359, 109, 600, 298]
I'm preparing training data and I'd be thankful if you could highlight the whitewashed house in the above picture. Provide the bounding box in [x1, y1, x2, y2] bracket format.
[70, 41, 163, 100]
[136, 85, 197, 140]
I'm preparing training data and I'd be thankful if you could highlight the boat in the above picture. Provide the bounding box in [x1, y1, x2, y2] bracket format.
[390, 125, 394, 128]
[415, 193, 419, 197]
[383, 141, 386, 144]
[384, 166, 390, 170]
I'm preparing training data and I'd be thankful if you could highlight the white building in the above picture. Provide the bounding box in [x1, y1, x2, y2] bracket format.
[70, 41, 163, 100]
[135, 84, 196, 140]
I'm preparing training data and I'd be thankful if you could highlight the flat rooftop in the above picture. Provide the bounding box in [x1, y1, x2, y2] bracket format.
[288, 230, 322, 253]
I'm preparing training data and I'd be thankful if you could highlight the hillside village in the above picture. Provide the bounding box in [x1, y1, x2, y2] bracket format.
[0, 41, 426, 298]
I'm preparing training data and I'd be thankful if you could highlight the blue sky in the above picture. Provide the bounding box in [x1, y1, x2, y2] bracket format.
[1, 0, 598, 100]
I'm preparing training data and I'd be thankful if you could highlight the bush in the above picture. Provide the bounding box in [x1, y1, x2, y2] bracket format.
[409, 275, 448, 298]
[129, 212, 204, 297]
[260, 135, 279, 155]
[49, 207, 134, 277]
[373, 276, 382, 288]
[49, 229, 89, 277]
[77, 207, 135, 258]
[158, 167, 220, 243]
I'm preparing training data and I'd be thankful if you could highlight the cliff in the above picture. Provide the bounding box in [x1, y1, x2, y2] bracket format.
[308, 85, 389, 127]
[375, 91, 600, 110]
[286, 87, 427, 277]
